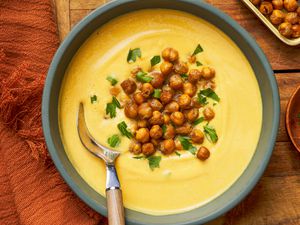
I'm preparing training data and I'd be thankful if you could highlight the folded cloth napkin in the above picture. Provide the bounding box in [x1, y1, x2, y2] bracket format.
[0, 1, 107, 224]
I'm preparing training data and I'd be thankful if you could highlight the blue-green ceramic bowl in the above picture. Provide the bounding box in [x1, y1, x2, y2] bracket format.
[42, 0, 280, 224]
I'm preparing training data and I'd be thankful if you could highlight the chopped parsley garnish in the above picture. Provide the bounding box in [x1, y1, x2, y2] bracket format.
[297, 113, 300, 118]
[105, 97, 121, 118]
[162, 124, 167, 134]
[133, 156, 144, 159]
[178, 136, 197, 155]
[150, 55, 161, 67]
[180, 74, 188, 80]
[90, 95, 97, 104]
[147, 156, 161, 170]
[199, 88, 220, 102]
[136, 71, 153, 83]
[204, 125, 218, 143]
[175, 151, 181, 157]
[197, 93, 208, 105]
[193, 117, 205, 126]
[117, 121, 133, 139]
[127, 48, 141, 63]
[196, 61, 203, 66]
[107, 134, 120, 148]
[192, 44, 204, 56]
[153, 89, 161, 98]
[106, 76, 118, 86]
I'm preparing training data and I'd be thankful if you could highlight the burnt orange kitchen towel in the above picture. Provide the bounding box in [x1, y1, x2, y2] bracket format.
[0, 0, 107, 224]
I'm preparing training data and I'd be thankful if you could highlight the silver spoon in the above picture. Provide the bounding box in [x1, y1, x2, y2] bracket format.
[77, 103, 125, 225]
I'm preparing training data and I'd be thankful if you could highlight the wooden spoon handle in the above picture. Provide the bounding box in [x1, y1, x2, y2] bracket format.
[106, 188, 125, 225]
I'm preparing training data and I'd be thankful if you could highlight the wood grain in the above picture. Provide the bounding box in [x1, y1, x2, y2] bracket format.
[53, 0, 70, 41]
[106, 189, 125, 225]
[53, 1, 300, 224]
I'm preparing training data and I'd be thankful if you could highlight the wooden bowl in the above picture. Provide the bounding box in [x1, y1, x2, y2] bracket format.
[286, 86, 300, 153]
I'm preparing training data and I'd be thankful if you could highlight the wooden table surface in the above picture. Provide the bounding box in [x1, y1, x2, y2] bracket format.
[53, 1, 300, 224]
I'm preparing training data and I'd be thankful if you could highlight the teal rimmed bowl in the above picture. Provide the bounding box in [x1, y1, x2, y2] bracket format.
[42, 0, 280, 224]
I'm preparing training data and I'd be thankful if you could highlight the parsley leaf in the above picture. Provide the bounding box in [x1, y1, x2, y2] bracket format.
[105, 97, 121, 118]
[133, 156, 144, 159]
[180, 74, 188, 80]
[153, 89, 161, 98]
[192, 44, 204, 56]
[196, 61, 203, 66]
[107, 134, 120, 148]
[200, 88, 220, 102]
[147, 156, 161, 170]
[178, 136, 197, 155]
[175, 151, 181, 157]
[162, 124, 167, 135]
[90, 95, 97, 104]
[197, 94, 208, 105]
[106, 76, 118, 86]
[127, 48, 141, 63]
[117, 121, 133, 139]
[204, 125, 218, 143]
[297, 112, 300, 118]
[193, 117, 205, 126]
[136, 71, 153, 83]
[150, 55, 161, 67]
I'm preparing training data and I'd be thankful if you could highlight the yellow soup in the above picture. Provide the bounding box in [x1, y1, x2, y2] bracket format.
[59, 9, 262, 215]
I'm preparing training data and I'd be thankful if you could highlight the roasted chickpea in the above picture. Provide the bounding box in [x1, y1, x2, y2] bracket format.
[278, 22, 293, 37]
[192, 97, 202, 108]
[284, 0, 298, 12]
[162, 47, 179, 62]
[187, 54, 196, 64]
[178, 94, 192, 109]
[160, 61, 173, 76]
[161, 139, 176, 155]
[284, 12, 299, 24]
[142, 143, 156, 156]
[148, 98, 163, 111]
[164, 125, 176, 139]
[150, 125, 163, 139]
[149, 111, 164, 125]
[133, 92, 145, 104]
[250, 0, 261, 6]
[297, 7, 300, 16]
[259, 1, 273, 15]
[124, 102, 138, 119]
[137, 119, 148, 128]
[170, 111, 185, 126]
[141, 83, 154, 98]
[190, 129, 204, 144]
[201, 67, 215, 80]
[188, 69, 201, 83]
[270, 10, 285, 25]
[150, 72, 165, 88]
[175, 123, 193, 135]
[163, 113, 171, 124]
[131, 66, 142, 77]
[138, 102, 153, 119]
[272, 0, 284, 9]
[135, 128, 150, 143]
[175, 139, 183, 150]
[121, 79, 137, 95]
[110, 86, 121, 96]
[184, 108, 199, 122]
[292, 24, 300, 38]
[183, 82, 197, 97]
[169, 74, 183, 90]
[165, 101, 180, 113]
[129, 141, 142, 155]
[203, 107, 215, 121]
[160, 89, 173, 104]
[174, 61, 189, 74]
[197, 146, 210, 161]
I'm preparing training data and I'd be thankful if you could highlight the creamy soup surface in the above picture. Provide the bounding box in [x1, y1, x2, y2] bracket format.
[59, 9, 262, 215]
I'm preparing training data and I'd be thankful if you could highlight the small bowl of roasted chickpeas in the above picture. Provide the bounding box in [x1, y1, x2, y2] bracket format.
[242, 0, 300, 46]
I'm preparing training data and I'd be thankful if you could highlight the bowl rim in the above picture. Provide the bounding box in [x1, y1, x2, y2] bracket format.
[286, 85, 300, 152]
[42, 0, 280, 224]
